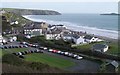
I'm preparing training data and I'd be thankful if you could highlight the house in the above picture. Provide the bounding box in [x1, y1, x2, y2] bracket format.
[84, 35, 98, 43]
[23, 24, 43, 37]
[45, 29, 63, 40]
[92, 44, 108, 52]
[72, 34, 85, 44]
[62, 34, 73, 41]
[106, 60, 119, 72]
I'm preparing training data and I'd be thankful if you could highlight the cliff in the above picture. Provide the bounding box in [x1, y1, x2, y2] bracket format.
[2, 8, 61, 15]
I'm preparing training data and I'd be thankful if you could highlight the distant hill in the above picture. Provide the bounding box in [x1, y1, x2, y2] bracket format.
[100, 13, 120, 15]
[1, 8, 61, 15]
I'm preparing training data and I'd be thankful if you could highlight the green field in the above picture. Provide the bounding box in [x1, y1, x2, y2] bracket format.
[25, 53, 75, 69]
[1, 48, 75, 69]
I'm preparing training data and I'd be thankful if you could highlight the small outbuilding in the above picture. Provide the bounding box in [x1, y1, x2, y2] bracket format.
[92, 44, 108, 52]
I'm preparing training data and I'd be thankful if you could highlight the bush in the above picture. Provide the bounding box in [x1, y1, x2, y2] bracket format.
[26, 62, 49, 70]
[2, 54, 24, 66]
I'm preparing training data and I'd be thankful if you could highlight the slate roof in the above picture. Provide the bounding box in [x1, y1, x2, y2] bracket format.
[92, 44, 108, 50]
[110, 61, 119, 68]
[72, 34, 80, 39]
[84, 35, 93, 40]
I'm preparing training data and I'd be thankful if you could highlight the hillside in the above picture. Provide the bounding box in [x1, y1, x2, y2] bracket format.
[2, 8, 61, 15]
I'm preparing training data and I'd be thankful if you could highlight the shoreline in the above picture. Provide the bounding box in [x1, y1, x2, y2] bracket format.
[23, 15, 118, 40]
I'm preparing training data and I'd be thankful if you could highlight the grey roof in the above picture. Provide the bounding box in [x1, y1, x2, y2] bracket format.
[47, 29, 62, 34]
[110, 61, 119, 68]
[84, 35, 94, 40]
[72, 34, 80, 39]
[92, 44, 108, 50]
[63, 33, 73, 37]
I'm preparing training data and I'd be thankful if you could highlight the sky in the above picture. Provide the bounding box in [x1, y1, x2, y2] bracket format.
[0, 2, 118, 14]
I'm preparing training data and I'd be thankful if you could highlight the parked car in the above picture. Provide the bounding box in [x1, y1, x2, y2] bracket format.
[52, 50, 58, 53]
[76, 56, 83, 60]
[4, 46, 9, 49]
[68, 53, 73, 57]
[23, 45, 28, 48]
[64, 52, 69, 56]
[72, 54, 78, 58]
[48, 49, 53, 52]
[18, 52, 22, 55]
[19, 45, 24, 48]
[30, 50, 34, 53]
[24, 51, 28, 54]
[60, 51, 65, 55]
[21, 51, 26, 55]
[39, 47, 44, 50]
[12, 52, 17, 56]
[19, 55, 25, 59]
[57, 50, 61, 54]
[0, 45, 4, 49]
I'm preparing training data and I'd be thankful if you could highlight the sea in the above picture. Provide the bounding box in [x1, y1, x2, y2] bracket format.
[23, 14, 118, 39]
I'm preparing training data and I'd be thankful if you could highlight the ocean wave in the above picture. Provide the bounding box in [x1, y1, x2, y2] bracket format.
[23, 15, 118, 39]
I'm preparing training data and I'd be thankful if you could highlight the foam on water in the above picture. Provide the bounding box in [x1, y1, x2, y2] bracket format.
[23, 15, 118, 39]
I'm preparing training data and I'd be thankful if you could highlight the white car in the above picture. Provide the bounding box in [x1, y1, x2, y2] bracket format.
[48, 49, 53, 52]
[43, 47, 47, 50]
[76, 56, 83, 60]
[60, 51, 65, 55]
[64, 52, 69, 56]
[57, 51, 61, 54]
[72, 54, 78, 58]
[18, 52, 22, 55]
[68, 53, 73, 57]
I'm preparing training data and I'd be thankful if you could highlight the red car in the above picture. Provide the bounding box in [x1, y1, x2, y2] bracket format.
[52, 50, 58, 53]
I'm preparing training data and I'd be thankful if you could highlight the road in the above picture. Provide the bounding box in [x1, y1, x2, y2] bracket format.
[3, 41, 101, 73]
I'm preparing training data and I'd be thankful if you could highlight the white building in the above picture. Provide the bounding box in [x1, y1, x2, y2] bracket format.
[72, 35, 85, 44]
[84, 35, 98, 43]
[24, 28, 43, 36]
[45, 29, 63, 40]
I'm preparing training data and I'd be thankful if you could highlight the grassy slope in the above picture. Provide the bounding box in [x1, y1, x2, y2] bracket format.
[25, 53, 75, 69]
[75, 41, 119, 55]
[1, 48, 75, 69]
